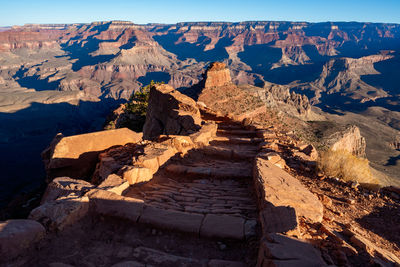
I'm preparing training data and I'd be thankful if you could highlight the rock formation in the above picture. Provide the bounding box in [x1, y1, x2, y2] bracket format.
[143, 83, 202, 139]
[256, 81, 324, 120]
[324, 125, 367, 157]
[389, 135, 400, 150]
[203, 62, 232, 88]
[296, 54, 394, 105]
[193, 62, 266, 120]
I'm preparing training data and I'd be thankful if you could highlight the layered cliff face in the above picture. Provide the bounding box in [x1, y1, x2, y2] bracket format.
[294, 54, 395, 105]
[327, 125, 367, 158]
[1, 20, 400, 104]
[257, 82, 317, 120]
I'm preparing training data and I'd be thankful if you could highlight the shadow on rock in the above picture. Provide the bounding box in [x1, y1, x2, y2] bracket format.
[356, 202, 400, 247]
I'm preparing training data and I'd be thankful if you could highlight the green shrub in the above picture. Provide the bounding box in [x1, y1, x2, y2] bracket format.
[119, 80, 163, 132]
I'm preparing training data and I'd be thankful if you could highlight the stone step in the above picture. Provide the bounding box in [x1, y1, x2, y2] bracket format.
[124, 179, 259, 218]
[210, 136, 263, 146]
[217, 124, 246, 131]
[112, 246, 247, 267]
[164, 163, 252, 179]
[217, 129, 258, 137]
[201, 146, 258, 161]
[88, 189, 255, 240]
[130, 246, 205, 267]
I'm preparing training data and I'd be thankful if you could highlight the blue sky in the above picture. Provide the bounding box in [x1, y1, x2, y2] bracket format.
[0, 0, 399, 26]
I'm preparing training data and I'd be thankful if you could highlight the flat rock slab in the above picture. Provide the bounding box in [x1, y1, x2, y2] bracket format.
[133, 246, 205, 267]
[200, 214, 245, 240]
[254, 158, 323, 223]
[258, 233, 326, 267]
[0, 219, 45, 261]
[165, 164, 252, 179]
[88, 190, 144, 222]
[139, 205, 204, 234]
[208, 259, 246, 267]
[44, 128, 142, 179]
[111, 261, 145, 267]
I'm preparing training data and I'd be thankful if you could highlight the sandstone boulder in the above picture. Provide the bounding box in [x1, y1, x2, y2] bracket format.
[29, 195, 89, 231]
[300, 144, 319, 161]
[143, 84, 202, 139]
[189, 121, 218, 147]
[92, 156, 123, 184]
[97, 174, 129, 195]
[253, 157, 323, 223]
[42, 128, 143, 180]
[0, 219, 45, 261]
[40, 177, 94, 204]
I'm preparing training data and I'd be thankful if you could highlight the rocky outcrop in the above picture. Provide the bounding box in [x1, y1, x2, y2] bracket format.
[204, 62, 232, 88]
[325, 125, 366, 157]
[29, 177, 94, 231]
[42, 128, 143, 180]
[143, 84, 202, 139]
[194, 63, 265, 119]
[29, 195, 89, 231]
[257, 82, 319, 120]
[389, 135, 400, 150]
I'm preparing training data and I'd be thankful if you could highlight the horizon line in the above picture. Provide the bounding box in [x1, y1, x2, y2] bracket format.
[2, 19, 400, 28]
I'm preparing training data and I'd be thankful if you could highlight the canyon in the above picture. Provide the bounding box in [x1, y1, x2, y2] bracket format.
[1, 20, 400, 209]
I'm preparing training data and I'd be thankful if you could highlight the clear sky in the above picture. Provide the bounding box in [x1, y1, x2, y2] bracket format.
[0, 0, 399, 26]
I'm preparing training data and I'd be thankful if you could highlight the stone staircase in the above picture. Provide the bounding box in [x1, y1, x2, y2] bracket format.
[123, 111, 261, 242]
[14, 111, 261, 266]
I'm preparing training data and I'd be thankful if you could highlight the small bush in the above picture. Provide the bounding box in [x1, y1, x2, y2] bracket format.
[118, 80, 165, 132]
[318, 149, 379, 185]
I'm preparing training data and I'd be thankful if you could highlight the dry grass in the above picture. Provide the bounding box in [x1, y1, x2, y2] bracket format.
[318, 149, 380, 185]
